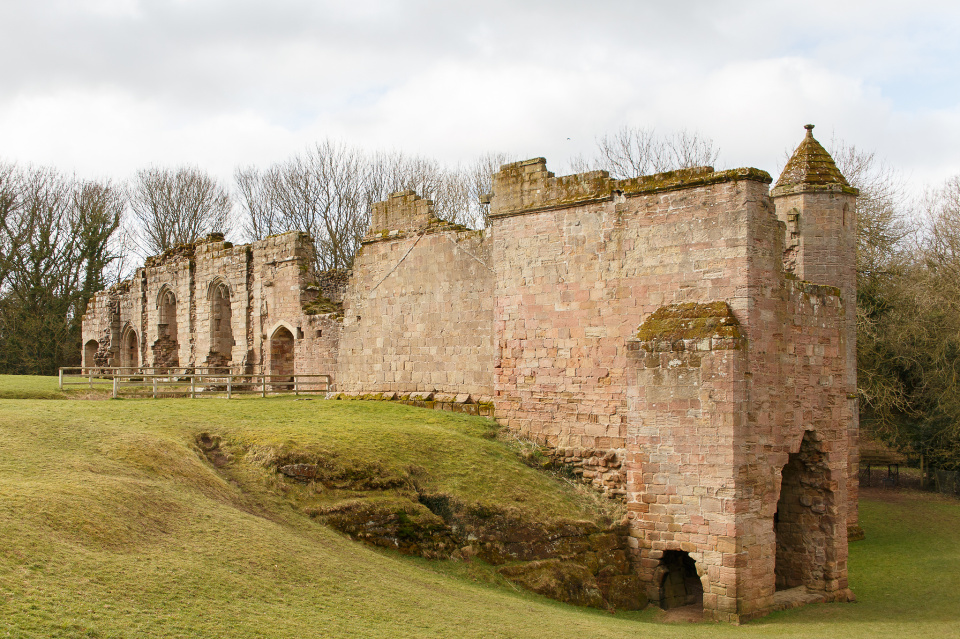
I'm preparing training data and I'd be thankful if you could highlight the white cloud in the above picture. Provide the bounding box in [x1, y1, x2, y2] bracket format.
[0, 0, 958, 195]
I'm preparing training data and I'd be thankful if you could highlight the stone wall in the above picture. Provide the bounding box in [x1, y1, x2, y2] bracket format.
[335, 191, 496, 400]
[81, 232, 336, 379]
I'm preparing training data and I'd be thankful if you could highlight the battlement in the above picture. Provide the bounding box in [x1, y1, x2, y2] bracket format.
[489, 159, 773, 218]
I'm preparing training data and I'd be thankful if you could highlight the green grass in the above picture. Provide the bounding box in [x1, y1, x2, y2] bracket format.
[0, 374, 68, 399]
[1, 375, 958, 638]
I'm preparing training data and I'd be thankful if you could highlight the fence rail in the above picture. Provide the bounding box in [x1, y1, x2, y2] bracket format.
[59, 367, 331, 399]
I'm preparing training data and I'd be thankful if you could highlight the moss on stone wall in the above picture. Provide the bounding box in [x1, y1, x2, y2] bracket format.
[635, 301, 742, 342]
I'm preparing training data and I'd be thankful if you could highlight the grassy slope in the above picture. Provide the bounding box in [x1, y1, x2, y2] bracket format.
[0, 375, 958, 638]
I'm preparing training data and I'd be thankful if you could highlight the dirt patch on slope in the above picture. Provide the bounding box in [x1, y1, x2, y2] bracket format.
[195, 432, 647, 612]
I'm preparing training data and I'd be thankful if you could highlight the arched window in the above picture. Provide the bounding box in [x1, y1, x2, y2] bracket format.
[155, 287, 179, 367]
[209, 280, 233, 365]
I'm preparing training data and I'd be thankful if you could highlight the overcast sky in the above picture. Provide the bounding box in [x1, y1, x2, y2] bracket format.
[2, 0, 959, 194]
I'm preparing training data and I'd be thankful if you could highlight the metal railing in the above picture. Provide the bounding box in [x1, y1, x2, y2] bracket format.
[59, 367, 331, 399]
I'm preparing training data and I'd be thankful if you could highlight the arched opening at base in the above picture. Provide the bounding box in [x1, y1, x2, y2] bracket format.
[775, 430, 834, 591]
[269, 326, 295, 390]
[657, 550, 703, 610]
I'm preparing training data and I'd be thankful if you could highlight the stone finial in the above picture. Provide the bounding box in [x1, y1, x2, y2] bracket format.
[772, 124, 857, 195]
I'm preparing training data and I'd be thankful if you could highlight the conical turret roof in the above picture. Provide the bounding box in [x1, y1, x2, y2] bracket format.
[773, 125, 857, 195]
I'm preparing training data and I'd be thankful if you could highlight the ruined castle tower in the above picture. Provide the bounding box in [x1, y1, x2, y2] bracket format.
[771, 125, 860, 534]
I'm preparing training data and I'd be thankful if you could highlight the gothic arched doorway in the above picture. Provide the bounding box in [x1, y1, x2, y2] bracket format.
[270, 326, 295, 390]
[154, 287, 179, 368]
[121, 328, 139, 369]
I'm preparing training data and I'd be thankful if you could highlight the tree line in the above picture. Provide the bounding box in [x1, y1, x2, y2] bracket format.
[0, 143, 514, 376]
[0, 128, 957, 472]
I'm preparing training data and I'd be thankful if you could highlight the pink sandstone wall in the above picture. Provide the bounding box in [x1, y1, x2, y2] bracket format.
[486, 159, 853, 621]
[335, 191, 495, 400]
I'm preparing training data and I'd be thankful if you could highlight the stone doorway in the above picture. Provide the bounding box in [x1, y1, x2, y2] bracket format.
[656, 550, 703, 610]
[83, 340, 98, 369]
[269, 326, 295, 390]
[775, 430, 833, 591]
[121, 328, 139, 369]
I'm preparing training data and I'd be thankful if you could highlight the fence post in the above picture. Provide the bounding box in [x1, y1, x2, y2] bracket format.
[191, 375, 195, 399]
[227, 375, 232, 400]
[112, 376, 118, 399]
[153, 377, 157, 399]
[59, 369, 63, 391]
[262, 375, 266, 398]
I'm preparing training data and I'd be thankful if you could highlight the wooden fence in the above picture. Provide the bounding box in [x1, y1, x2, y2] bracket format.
[58, 367, 331, 399]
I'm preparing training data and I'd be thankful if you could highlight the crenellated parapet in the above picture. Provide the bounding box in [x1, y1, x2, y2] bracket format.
[489, 158, 772, 218]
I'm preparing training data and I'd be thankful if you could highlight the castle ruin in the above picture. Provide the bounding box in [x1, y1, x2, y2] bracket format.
[82, 126, 859, 622]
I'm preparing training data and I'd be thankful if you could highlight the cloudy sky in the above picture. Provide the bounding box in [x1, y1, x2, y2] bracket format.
[1, 0, 958, 192]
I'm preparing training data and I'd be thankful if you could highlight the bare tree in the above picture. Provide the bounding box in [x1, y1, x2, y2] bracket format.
[924, 175, 960, 277]
[238, 141, 509, 272]
[829, 142, 914, 278]
[571, 126, 720, 178]
[236, 164, 283, 241]
[0, 162, 23, 290]
[459, 152, 514, 228]
[821, 141, 917, 425]
[238, 141, 369, 272]
[129, 166, 232, 256]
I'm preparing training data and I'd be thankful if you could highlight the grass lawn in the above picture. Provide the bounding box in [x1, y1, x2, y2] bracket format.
[0, 375, 958, 638]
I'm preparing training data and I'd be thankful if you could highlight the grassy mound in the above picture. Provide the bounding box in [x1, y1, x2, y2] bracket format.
[0, 376, 959, 638]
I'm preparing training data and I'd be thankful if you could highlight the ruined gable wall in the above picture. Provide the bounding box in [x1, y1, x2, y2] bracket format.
[336, 192, 495, 399]
[81, 231, 338, 377]
[81, 289, 117, 366]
